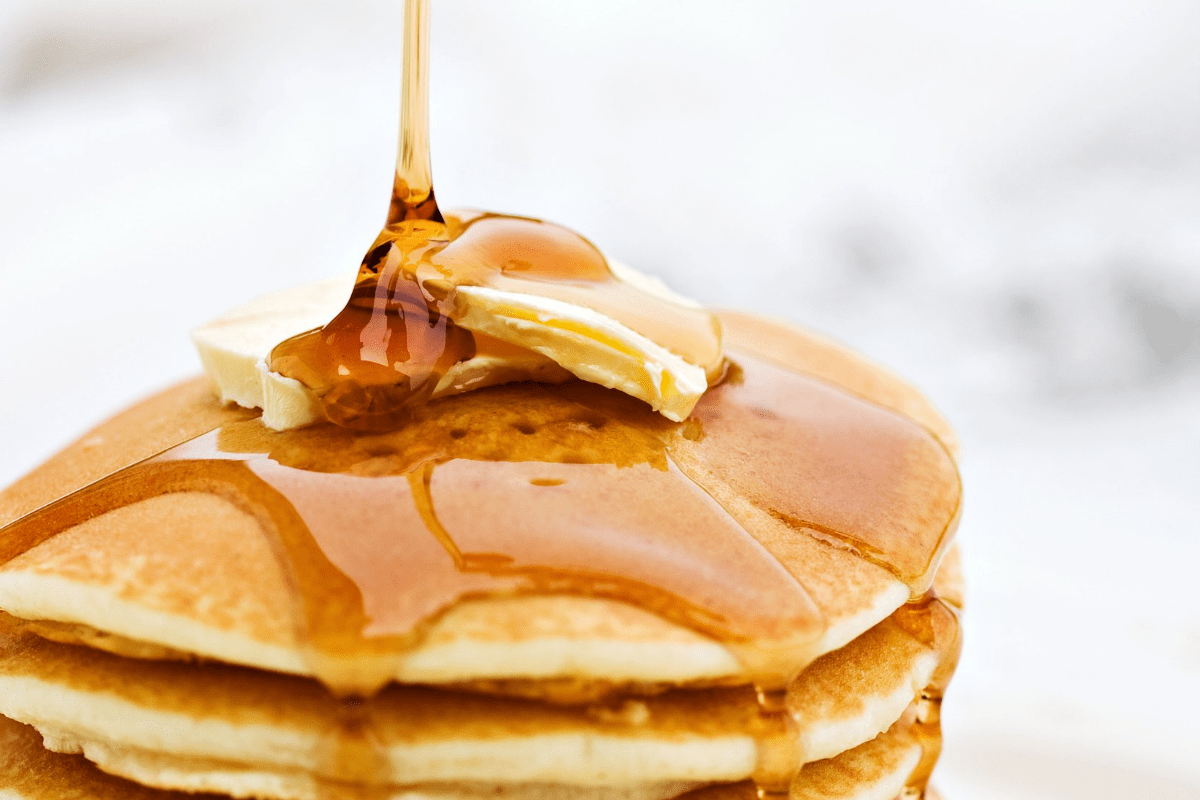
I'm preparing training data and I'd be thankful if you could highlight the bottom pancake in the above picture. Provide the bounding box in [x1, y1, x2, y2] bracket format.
[0, 713, 938, 800]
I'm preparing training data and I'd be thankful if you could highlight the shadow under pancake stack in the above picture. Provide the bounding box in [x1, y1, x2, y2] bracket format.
[0, 3, 963, 798]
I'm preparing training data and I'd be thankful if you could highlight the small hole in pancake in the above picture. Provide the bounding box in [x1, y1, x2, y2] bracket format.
[449, 428, 468, 439]
[574, 413, 607, 429]
[530, 478, 565, 487]
[513, 422, 537, 435]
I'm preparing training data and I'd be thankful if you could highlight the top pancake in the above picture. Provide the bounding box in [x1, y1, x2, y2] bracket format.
[0, 312, 960, 695]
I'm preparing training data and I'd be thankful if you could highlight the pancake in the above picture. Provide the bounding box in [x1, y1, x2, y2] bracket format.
[0, 314, 959, 700]
[0, 713, 939, 800]
[0, 311, 963, 799]
[0, 551, 959, 799]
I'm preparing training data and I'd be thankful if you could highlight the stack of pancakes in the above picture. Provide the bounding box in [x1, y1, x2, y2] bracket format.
[0, 312, 962, 800]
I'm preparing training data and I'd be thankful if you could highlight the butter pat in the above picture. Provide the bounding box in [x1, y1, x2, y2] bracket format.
[193, 273, 355, 411]
[193, 261, 714, 430]
[455, 285, 707, 421]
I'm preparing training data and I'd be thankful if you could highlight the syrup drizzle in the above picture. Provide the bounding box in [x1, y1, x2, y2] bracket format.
[893, 593, 962, 799]
[389, 0, 441, 225]
[268, 0, 720, 432]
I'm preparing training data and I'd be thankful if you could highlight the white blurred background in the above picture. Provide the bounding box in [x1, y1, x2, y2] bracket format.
[1, 1, 1198, 797]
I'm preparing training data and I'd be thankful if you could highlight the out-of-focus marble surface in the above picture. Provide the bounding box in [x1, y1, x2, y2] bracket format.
[1, 2, 1198, 798]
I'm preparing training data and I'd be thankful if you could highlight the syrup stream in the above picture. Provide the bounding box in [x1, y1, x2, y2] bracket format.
[390, 0, 442, 224]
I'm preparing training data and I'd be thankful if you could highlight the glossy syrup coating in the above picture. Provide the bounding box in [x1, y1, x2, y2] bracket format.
[0, 314, 961, 798]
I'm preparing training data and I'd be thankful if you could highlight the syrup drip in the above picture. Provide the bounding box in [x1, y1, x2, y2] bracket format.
[752, 687, 801, 799]
[268, 0, 720, 432]
[315, 698, 391, 796]
[671, 590, 959, 800]
[893, 593, 962, 799]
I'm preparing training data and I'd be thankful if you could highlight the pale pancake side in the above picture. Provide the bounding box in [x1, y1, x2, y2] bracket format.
[0, 713, 221, 800]
[0, 711, 694, 800]
[0, 713, 932, 800]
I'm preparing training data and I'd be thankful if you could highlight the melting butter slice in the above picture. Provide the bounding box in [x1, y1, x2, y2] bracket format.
[193, 261, 714, 430]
